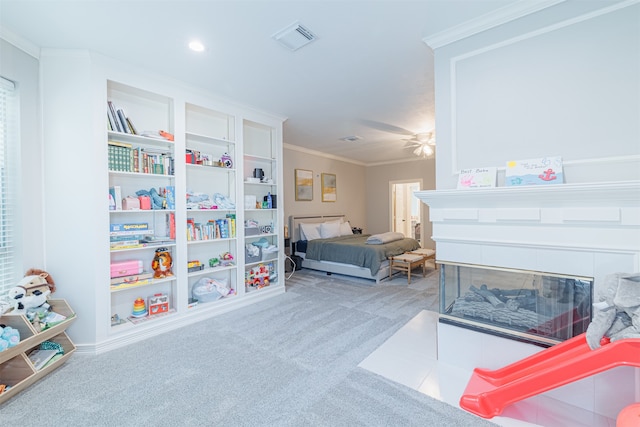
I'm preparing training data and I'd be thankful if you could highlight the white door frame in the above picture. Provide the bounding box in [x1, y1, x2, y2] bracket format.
[389, 179, 423, 241]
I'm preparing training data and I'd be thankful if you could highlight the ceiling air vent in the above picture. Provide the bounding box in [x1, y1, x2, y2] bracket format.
[272, 21, 317, 51]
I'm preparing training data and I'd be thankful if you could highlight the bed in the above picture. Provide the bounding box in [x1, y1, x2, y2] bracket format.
[289, 214, 421, 283]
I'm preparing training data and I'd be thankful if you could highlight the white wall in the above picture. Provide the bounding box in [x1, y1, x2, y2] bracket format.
[365, 159, 435, 247]
[0, 39, 45, 276]
[283, 146, 367, 231]
[433, 1, 640, 189]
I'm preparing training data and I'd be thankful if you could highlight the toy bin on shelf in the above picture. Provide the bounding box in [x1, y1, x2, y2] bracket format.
[0, 299, 76, 404]
[245, 246, 261, 263]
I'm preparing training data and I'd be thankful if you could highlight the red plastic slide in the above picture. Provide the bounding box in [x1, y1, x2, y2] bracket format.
[459, 333, 640, 419]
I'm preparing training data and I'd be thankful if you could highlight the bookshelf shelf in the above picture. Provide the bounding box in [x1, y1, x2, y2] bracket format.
[185, 131, 235, 145]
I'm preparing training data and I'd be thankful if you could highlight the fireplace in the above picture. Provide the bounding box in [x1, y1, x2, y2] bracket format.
[415, 181, 640, 418]
[439, 262, 592, 346]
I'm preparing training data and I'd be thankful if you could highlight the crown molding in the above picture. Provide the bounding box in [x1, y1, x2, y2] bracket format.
[0, 26, 40, 59]
[422, 0, 566, 50]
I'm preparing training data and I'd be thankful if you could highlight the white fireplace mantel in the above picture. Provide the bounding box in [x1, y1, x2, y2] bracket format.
[415, 181, 640, 210]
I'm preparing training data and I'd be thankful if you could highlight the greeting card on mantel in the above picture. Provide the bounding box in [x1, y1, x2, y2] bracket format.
[457, 167, 497, 189]
[505, 156, 564, 186]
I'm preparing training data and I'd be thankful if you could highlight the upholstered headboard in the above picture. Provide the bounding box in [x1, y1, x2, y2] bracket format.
[289, 214, 346, 243]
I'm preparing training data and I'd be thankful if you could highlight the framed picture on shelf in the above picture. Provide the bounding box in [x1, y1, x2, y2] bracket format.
[321, 173, 337, 202]
[295, 169, 313, 201]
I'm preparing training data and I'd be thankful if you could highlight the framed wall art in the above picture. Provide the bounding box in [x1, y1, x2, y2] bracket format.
[295, 169, 313, 201]
[321, 173, 337, 202]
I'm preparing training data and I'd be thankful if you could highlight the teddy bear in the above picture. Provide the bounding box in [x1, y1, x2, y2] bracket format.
[151, 248, 173, 279]
[586, 272, 640, 350]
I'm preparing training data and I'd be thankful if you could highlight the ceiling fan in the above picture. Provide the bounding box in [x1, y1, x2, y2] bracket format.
[403, 132, 436, 158]
[357, 119, 436, 157]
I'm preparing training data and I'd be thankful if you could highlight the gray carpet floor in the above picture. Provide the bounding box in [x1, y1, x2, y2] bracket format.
[1, 269, 496, 426]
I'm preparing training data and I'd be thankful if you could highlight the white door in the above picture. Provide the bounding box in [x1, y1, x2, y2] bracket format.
[390, 180, 422, 243]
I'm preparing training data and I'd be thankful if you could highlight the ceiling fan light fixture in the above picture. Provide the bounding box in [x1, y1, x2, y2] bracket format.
[411, 132, 435, 158]
[272, 21, 317, 51]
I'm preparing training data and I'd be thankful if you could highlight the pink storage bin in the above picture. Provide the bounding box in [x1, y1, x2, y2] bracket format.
[110, 260, 144, 278]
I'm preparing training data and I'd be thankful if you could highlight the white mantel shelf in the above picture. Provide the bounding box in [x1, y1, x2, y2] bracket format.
[414, 181, 640, 209]
[414, 180, 640, 266]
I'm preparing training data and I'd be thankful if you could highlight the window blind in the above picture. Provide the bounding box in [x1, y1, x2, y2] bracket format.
[0, 76, 18, 298]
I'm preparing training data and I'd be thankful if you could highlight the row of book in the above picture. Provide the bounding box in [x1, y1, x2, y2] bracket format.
[108, 141, 175, 175]
[186, 215, 236, 241]
[107, 101, 137, 135]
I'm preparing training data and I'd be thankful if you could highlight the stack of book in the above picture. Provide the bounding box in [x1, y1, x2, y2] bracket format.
[110, 222, 154, 251]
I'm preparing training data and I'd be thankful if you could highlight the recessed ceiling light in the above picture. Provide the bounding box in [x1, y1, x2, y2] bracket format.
[188, 40, 205, 52]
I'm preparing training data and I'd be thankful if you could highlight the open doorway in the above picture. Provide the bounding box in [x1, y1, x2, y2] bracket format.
[390, 180, 422, 244]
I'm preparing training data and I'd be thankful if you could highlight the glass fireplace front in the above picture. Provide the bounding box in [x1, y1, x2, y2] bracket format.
[439, 262, 593, 346]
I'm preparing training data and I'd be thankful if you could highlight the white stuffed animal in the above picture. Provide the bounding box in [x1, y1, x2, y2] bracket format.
[8, 286, 51, 314]
[586, 272, 640, 349]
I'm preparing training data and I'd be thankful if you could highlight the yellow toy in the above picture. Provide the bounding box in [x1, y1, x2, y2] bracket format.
[151, 248, 173, 279]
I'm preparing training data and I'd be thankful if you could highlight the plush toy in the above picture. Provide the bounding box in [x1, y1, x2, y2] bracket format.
[8, 286, 51, 315]
[22, 268, 56, 294]
[151, 248, 173, 279]
[0, 325, 20, 351]
[586, 272, 640, 349]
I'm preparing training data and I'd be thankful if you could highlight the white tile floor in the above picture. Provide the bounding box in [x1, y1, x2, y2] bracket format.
[359, 310, 617, 427]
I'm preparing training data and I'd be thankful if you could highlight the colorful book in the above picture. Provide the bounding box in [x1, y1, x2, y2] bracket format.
[28, 349, 59, 370]
[107, 101, 121, 132]
[109, 186, 122, 210]
[110, 223, 149, 233]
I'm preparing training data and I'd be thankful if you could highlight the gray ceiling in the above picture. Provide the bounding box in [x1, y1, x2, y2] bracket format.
[0, 0, 516, 165]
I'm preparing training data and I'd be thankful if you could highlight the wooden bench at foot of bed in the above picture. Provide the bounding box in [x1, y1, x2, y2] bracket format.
[388, 249, 436, 284]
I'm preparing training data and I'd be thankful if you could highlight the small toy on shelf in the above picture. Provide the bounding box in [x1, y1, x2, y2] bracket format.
[246, 264, 270, 290]
[220, 152, 233, 168]
[148, 293, 169, 315]
[151, 248, 173, 279]
[187, 260, 204, 273]
[219, 252, 234, 266]
[131, 297, 148, 318]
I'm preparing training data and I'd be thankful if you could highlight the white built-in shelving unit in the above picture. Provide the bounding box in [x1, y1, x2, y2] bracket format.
[39, 51, 285, 353]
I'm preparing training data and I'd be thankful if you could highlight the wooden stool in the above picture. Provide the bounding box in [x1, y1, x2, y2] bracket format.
[389, 253, 426, 284]
[409, 248, 436, 270]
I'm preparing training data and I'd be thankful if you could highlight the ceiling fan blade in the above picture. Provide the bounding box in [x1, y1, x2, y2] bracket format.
[358, 119, 414, 136]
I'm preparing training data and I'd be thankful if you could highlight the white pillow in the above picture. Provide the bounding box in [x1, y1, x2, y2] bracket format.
[339, 221, 353, 236]
[320, 222, 341, 239]
[300, 223, 322, 241]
